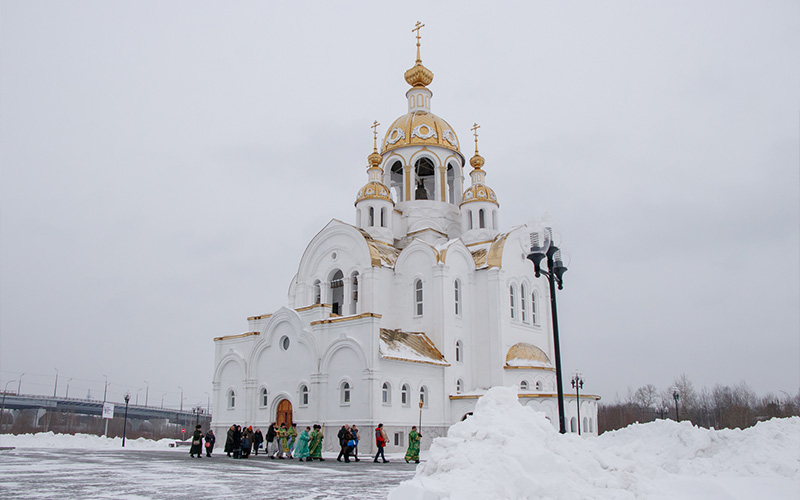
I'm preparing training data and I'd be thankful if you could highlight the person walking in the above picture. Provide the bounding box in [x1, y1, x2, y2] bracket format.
[224, 424, 235, 457]
[287, 423, 298, 458]
[240, 432, 251, 459]
[350, 424, 361, 462]
[277, 422, 290, 459]
[294, 426, 311, 461]
[308, 424, 325, 461]
[204, 429, 216, 457]
[253, 428, 264, 456]
[266, 423, 278, 459]
[373, 423, 389, 463]
[404, 425, 421, 463]
[232, 425, 242, 459]
[336, 425, 352, 462]
[189, 424, 203, 458]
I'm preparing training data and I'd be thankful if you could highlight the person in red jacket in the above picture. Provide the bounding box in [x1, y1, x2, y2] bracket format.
[373, 423, 389, 463]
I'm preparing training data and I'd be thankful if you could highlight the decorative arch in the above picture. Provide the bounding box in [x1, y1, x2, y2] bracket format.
[212, 351, 247, 384]
[247, 307, 318, 379]
[394, 239, 439, 272]
[295, 220, 373, 282]
[320, 337, 369, 374]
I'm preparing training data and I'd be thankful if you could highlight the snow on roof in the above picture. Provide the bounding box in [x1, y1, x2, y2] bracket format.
[379, 329, 449, 366]
[505, 342, 552, 368]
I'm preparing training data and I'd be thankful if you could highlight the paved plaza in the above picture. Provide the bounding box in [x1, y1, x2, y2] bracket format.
[0, 448, 417, 499]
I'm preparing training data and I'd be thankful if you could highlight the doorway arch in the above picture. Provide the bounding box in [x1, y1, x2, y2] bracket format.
[276, 399, 293, 427]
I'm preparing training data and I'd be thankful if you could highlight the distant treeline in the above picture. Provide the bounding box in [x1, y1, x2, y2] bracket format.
[598, 374, 800, 434]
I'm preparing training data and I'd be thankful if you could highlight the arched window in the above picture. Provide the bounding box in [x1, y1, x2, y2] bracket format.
[456, 379, 464, 394]
[414, 279, 423, 316]
[227, 389, 236, 409]
[570, 417, 577, 433]
[509, 285, 516, 319]
[300, 385, 309, 406]
[520, 380, 529, 391]
[313, 280, 321, 305]
[589, 418, 594, 433]
[535, 380, 542, 391]
[330, 270, 344, 315]
[419, 386, 428, 407]
[382, 382, 391, 405]
[583, 417, 588, 434]
[521, 284, 528, 323]
[455, 339, 463, 363]
[390, 161, 404, 201]
[454, 279, 461, 316]
[492, 210, 498, 230]
[532, 291, 538, 324]
[401, 384, 410, 406]
[413, 157, 435, 200]
[356, 208, 362, 227]
[259, 387, 268, 407]
[350, 271, 359, 314]
[380, 207, 386, 227]
[368, 206, 375, 226]
[468, 210, 474, 230]
[340, 381, 351, 405]
[479, 208, 486, 228]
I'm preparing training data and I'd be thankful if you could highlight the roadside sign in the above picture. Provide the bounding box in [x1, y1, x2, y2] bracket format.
[102, 403, 115, 419]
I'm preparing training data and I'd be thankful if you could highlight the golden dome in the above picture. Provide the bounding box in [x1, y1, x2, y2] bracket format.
[356, 181, 394, 205]
[506, 343, 551, 366]
[461, 183, 498, 206]
[469, 153, 485, 169]
[404, 62, 434, 87]
[382, 111, 461, 155]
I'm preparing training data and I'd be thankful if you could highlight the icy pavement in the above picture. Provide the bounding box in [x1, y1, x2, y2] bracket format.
[0, 448, 417, 500]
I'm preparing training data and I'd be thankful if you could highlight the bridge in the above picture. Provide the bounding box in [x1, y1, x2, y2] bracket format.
[1, 393, 206, 421]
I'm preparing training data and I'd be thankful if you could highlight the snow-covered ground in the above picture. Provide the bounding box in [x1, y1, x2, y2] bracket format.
[2, 390, 798, 499]
[390, 387, 800, 500]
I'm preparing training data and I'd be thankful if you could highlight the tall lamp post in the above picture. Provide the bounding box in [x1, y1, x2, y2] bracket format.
[122, 392, 130, 447]
[571, 372, 584, 435]
[144, 381, 149, 407]
[53, 368, 59, 398]
[2, 380, 16, 433]
[178, 386, 184, 412]
[65, 378, 73, 399]
[523, 226, 569, 434]
[672, 389, 680, 421]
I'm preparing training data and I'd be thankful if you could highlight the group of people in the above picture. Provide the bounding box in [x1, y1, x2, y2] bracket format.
[188, 422, 422, 464]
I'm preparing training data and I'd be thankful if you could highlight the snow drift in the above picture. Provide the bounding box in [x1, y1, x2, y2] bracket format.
[388, 387, 800, 500]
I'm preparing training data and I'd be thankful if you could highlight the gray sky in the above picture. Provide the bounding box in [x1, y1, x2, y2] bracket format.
[2, 1, 798, 409]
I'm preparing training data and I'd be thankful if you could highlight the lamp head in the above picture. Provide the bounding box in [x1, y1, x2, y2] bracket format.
[520, 225, 551, 277]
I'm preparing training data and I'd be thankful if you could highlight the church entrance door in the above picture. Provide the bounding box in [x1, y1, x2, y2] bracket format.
[276, 399, 293, 427]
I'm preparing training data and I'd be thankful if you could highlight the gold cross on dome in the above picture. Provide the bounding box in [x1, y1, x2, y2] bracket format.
[412, 21, 425, 63]
[471, 122, 481, 154]
[371, 120, 380, 152]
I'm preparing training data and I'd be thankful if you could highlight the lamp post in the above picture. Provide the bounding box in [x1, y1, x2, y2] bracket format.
[523, 226, 569, 434]
[418, 397, 424, 433]
[65, 378, 73, 399]
[18, 373, 24, 395]
[144, 381, 149, 407]
[571, 372, 584, 435]
[672, 389, 680, 421]
[1, 380, 16, 433]
[102, 375, 108, 403]
[53, 368, 59, 398]
[135, 388, 142, 406]
[122, 392, 130, 447]
[178, 386, 184, 412]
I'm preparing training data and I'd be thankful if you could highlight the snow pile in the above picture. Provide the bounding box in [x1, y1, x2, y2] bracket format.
[0, 431, 179, 450]
[389, 387, 800, 500]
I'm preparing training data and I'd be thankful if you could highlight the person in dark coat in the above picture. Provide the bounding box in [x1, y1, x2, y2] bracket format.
[232, 425, 243, 459]
[240, 433, 251, 459]
[336, 425, 353, 463]
[225, 425, 235, 457]
[266, 423, 278, 458]
[205, 429, 216, 457]
[189, 424, 203, 458]
[253, 428, 264, 456]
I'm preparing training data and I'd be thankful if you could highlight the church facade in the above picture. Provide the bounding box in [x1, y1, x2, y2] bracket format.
[211, 32, 599, 453]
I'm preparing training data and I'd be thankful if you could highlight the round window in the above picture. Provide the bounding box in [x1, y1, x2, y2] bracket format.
[281, 336, 290, 350]
[331, 251, 338, 260]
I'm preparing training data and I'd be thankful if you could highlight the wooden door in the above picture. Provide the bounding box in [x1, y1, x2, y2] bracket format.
[276, 399, 293, 427]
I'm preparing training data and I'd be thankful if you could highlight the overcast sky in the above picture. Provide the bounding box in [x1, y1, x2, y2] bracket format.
[1, 1, 798, 410]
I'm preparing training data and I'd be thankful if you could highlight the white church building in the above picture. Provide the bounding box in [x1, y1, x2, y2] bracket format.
[211, 31, 599, 453]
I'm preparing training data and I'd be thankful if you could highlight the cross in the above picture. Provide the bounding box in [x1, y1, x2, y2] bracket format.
[371, 120, 380, 152]
[412, 21, 425, 63]
[471, 122, 480, 154]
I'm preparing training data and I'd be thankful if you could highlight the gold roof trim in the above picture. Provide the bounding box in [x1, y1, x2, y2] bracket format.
[379, 328, 449, 366]
[407, 227, 448, 238]
[247, 314, 272, 321]
[296, 303, 331, 312]
[470, 248, 487, 268]
[356, 228, 401, 267]
[486, 232, 510, 268]
[518, 393, 602, 401]
[448, 394, 482, 400]
[505, 342, 552, 366]
[504, 365, 556, 371]
[213, 331, 260, 342]
[310, 312, 382, 326]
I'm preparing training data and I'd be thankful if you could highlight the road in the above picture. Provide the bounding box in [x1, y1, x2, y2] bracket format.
[0, 448, 417, 499]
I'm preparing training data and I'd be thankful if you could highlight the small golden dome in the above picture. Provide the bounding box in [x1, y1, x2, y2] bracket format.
[368, 151, 383, 167]
[461, 184, 499, 206]
[382, 111, 461, 155]
[404, 62, 434, 88]
[506, 343, 551, 366]
[470, 153, 485, 169]
[356, 181, 394, 205]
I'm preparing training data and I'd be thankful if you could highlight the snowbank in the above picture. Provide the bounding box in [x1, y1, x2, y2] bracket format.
[0, 431, 179, 450]
[389, 387, 800, 500]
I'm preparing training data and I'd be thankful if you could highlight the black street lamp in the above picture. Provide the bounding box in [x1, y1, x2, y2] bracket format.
[523, 226, 568, 434]
[122, 392, 130, 447]
[672, 389, 680, 421]
[571, 372, 584, 435]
